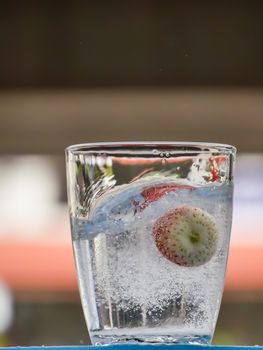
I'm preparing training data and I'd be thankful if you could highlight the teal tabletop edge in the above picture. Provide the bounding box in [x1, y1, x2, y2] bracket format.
[1, 345, 262, 350]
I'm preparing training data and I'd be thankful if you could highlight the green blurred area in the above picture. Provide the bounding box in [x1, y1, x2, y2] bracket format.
[1, 295, 262, 346]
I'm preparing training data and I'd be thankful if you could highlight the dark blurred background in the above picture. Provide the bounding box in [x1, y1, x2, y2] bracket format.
[0, 0, 263, 347]
[1, 1, 263, 88]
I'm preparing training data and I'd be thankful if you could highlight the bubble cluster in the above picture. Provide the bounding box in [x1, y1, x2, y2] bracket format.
[72, 178, 233, 338]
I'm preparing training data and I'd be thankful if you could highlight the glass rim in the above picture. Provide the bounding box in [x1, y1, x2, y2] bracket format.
[66, 141, 236, 156]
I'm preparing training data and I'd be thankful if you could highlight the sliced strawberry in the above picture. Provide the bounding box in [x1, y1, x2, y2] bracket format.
[209, 155, 227, 182]
[153, 205, 218, 267]
[134, 183, 192, 213]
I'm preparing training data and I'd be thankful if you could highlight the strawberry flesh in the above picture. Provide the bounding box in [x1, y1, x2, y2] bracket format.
[134, 184, 192, 213]
[153, 207, 189, 266]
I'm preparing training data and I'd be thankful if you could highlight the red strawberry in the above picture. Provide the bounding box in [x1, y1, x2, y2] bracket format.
[209, 155, 227, 182]
[134, 183, 192, 213]
[153, 205, 218, 267]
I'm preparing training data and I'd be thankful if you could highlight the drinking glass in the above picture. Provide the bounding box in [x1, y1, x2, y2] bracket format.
[66, 142, 236, 345]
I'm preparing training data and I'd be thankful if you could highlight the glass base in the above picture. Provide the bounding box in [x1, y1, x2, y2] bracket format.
[91, 334, 211, 346]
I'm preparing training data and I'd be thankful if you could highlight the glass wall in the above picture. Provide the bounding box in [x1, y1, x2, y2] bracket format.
[1, 1, 263, 346]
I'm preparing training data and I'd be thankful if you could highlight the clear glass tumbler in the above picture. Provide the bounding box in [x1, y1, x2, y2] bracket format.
[66, 142, 236, 345]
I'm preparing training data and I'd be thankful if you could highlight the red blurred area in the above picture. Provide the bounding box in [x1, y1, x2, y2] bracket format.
[226, 245, 263, 291]
[0, 241, 77, 292]
[0, 229, 261, 293]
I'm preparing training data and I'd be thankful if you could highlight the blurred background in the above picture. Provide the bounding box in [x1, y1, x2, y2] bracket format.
[0, 0, 263, 346]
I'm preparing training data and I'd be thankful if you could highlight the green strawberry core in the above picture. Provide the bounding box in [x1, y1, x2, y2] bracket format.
[189, 231, 200, 244]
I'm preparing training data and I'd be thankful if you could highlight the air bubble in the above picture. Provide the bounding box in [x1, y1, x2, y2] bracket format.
[152, 149, 159, 156]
